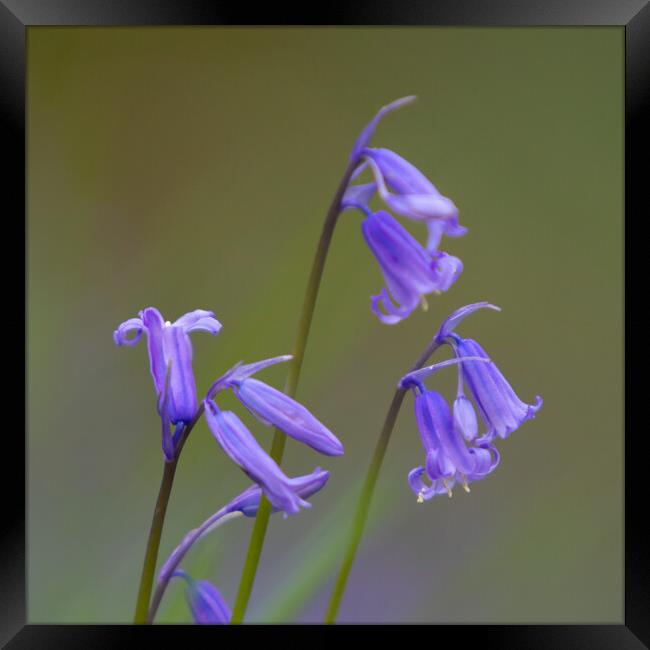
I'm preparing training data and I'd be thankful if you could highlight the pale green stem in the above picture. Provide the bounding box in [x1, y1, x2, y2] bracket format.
[147, 510, 243, 623]
[133, 405, 205, 624]
[324, 338, 443, 623]
[230, 158, 359, 624]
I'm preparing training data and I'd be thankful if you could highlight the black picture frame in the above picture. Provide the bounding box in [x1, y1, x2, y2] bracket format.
[5, 0, 648, 646]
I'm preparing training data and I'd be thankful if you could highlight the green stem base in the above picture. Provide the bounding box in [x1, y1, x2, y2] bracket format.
[230, 159, 359, 624]
[324, 339, 442, 623]
[133, 458, 178, 624]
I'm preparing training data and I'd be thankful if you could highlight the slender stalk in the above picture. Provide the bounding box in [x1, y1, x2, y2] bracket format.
[133, 408, 203, 624]
[230, 159, 359, 624]
[133, 458, 178, 623]
[324, 338, 442, 623]
[147, 510, 243, 623]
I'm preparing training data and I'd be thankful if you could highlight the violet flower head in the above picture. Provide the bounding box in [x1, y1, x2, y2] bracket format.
[400, 356, 498, 500]
[209, 355, 344, 456]
[363, 151, 466, 252]
[114, 307, 222, 459]
[362, 210, 463, 324]
[347, 96, 467, 251]
[407, 387, 500, 501]
[343, 97, 467, 324]
[435, 302, 543, 443]
[172, 571, 231, 625]
[204, 399, 313, 516]
[114, 307, 222, 424]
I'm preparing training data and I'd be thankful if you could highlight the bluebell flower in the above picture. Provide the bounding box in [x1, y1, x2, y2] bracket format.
[209, 355, 344, 456]
[363, 150, 466, 252]
[406, 387, 500, 501]
[347, 96, 466, 251]
[114, 307, 222, 459]
[434, 302, 543, 442]
[149, 468, 329, 621]
[400, 356, 497, 500]
[342, 97, 467, 324]
[172, 571, 231, 625]
[204, 399, 318, 516]
[361, 210, 463, 324]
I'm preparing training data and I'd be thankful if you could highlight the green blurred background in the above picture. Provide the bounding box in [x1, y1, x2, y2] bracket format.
[27, 27, 623, 623]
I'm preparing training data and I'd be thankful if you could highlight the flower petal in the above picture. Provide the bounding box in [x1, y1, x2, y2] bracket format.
[400, 356, 490, 389]
[140, 307, 167, 394]
[453, 395, 478, 442]
[350, 96, 417, 160]
[228, 467, 330, 518]
[162, 326, 198, 423]
[422, 390, 475, 476]
[363, 147, 439, 195]
[426, 220, 467, 253]
[113, 318, 143, 346]
[430, 252, 463, 292]
[364, 151, 461, 224]
[466, 443, 500, 479]
[436, 302, 501, 343]
[340, 182, 377, 213]
[231, 355, 293, 383]
[362, 210, 442, 323]
[371, 288, 418, 325]
[173, 572, 231, 625]
[233, 378, 344, 456]
[159, 361, 175, 461]
[204, 400, 310, 515]
[173, 309, 223, 335]
[456, 338, 542, 440]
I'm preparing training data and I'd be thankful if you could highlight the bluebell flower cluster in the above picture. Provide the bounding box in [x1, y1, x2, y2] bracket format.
[342, 97, 466, 324]
[399, 303, 542, 501]
[114, 310, 341, 515]
[115, 98, 543, 625]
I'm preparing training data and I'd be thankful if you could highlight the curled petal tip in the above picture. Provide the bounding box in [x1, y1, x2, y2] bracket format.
[528, 396, 543, 418]
[387, 95, 417, 108]
[436, 302, 502, 342]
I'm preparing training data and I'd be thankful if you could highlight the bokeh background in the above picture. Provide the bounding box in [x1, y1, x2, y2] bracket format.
[27, 27, 623, 623]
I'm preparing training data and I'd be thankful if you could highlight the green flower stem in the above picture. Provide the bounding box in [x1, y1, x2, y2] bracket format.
[230, 158, 359, 624]
[147, 510, 243, 623]
[133, 407, 204, 624]
[324, 338, 442, 623]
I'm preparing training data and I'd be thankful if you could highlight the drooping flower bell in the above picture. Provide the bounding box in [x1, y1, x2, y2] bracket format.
[361, 210, 462, 324]
[208, 355, 344, 456]
[406, 388, 500, 501]
[113, 307, 222, 459]
[204, 400, 312, 516]
[362, 150, 466, 252]
[203, 355, 340, 516]
[434, 302, 543, 443]
[342, 96, 466, 324]
[400, 357, 498, 501]
[172, 571, 231, 625]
